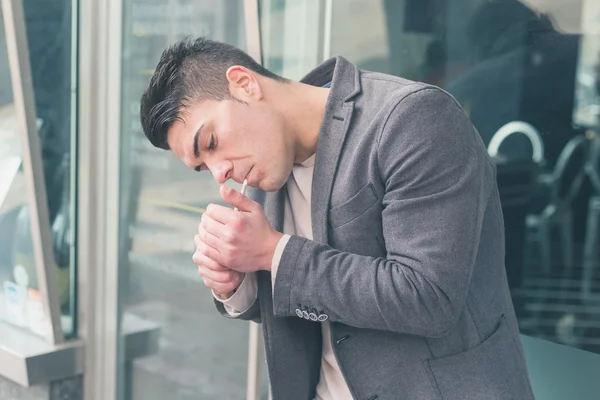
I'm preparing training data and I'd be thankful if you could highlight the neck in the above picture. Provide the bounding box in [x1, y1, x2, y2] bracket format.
[271, 81, 330, 164]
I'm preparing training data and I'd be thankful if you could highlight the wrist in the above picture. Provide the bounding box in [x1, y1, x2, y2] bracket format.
[263, 230, 284, 271]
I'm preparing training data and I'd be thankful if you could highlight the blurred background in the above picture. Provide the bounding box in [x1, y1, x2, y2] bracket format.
[1, 0, 600, 399]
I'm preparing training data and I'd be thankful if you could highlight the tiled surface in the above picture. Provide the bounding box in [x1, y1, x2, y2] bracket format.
[0, 376, 48, 400]
[0, 375, 82, 400]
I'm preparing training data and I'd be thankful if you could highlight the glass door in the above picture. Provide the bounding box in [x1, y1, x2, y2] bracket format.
[115, 1, 250, 399]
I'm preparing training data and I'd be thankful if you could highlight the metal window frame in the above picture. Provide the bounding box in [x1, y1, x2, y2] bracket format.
[242, 3, 266, 400]
[322, 0, 333, 61]
[77, 0, 123, 398]
[1, 0, 64, 345]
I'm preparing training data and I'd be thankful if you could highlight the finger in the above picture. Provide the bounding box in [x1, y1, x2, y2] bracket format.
[205, 203, 236, 224]
[196, 226, 221, 251]
[201, 277, 241, 294]
[197, 262, 238, 284]
[220, 185, 257, 213]
[201, 212, 227, 239]
[193, 248, 228, 272]
[195, 239, 223, 265]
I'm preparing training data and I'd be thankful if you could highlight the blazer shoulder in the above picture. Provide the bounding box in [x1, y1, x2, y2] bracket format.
[360, 70, 438, 98]
[360, 72, 463, 119]
[371, 85, 476, 152]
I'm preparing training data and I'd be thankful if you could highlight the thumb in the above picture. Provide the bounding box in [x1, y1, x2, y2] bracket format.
[220, 185, 255, 212]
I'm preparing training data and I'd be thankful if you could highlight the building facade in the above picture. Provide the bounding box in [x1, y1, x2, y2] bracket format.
[1, 0, 600, 399]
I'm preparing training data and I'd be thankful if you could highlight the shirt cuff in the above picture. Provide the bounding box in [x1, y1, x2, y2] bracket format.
[271, 234, 292, 292]
[212, 272, 258, 317]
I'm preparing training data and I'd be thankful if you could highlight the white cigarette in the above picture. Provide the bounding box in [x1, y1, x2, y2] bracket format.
[234, 179, 248, 212]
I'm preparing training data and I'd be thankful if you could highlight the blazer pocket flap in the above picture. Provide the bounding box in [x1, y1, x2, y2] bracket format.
[329, 182, 378, 228]
[425, 315, 533, 399]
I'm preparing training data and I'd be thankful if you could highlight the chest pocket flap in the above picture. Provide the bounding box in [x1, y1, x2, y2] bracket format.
[329, 182, 378, 228]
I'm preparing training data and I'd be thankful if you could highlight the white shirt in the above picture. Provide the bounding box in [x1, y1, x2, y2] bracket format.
[214, 154, 353, 399]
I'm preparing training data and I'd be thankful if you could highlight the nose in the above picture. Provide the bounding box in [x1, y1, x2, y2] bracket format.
[209, 160, 233, 184]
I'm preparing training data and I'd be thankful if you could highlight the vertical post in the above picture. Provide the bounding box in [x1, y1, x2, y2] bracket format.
[243, 2, 264, 399]
[77, 0, 123, 398]
[2, 0, 64, 344]
[322, 0, 333, 61]
[244, 0, 262, 65]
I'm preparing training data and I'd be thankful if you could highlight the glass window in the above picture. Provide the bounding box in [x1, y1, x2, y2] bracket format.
[23, 0, 78, 338]
[117, 1, 249, 399]
[0, 0, 76, 339]
[328, 0, 600, 356]
[260, 0, 328, 79]
[0, 4, 36, 334]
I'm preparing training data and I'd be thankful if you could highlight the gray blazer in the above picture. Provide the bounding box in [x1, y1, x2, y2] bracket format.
[215, 57, 535, 400]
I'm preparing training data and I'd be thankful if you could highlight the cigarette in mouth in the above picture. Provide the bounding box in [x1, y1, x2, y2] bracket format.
[233, 179, 248, 212]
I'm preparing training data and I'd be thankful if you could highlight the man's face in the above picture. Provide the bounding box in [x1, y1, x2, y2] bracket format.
[167, 94, 295, 192]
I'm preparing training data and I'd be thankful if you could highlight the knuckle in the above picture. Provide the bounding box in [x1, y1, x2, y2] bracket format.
[198, 228, 207, 241]
[223, 230, 236, 244]
[231, 214, 244, 229]
[192, 251, 202, 265]
[225, 270, 236, 282]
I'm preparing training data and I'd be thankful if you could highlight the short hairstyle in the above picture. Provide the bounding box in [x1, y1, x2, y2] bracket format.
[140, 37, 287, 149]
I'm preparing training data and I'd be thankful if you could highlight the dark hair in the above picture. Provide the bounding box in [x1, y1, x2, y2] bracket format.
[140, 37, 287, 149]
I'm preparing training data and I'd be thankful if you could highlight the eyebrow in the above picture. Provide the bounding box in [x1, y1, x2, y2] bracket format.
[193, 124, 203, 158]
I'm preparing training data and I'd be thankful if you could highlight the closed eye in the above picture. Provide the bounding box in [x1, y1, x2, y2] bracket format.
[193, 134, 215, 172]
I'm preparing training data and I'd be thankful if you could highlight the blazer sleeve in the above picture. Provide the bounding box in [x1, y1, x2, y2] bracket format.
[271, 87, 495, 338]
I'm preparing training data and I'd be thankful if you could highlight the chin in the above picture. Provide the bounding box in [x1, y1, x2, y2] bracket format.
[260, 182, 282, 193]
[259, 177, 287, 192]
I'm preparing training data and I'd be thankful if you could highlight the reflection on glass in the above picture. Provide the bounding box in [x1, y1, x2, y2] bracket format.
[0, 5, 48, 338]
[327, 0, 600, 354]
[118, 1, 248, 399]
[23, 0, 77, 337]
[0, 0, 76, 339]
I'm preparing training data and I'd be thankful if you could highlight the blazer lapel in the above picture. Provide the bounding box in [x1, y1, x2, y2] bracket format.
[263, 187, 286, 233]
[311, 103, 354, 244]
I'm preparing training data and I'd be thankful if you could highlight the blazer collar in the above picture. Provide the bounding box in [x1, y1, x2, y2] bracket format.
[300, 56, 362, 102]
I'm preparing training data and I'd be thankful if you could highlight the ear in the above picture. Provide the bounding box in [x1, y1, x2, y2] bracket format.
[226, 66, 263, 102]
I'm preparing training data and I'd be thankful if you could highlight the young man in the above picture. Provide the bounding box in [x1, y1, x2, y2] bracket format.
[140, 38, 534, 400]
